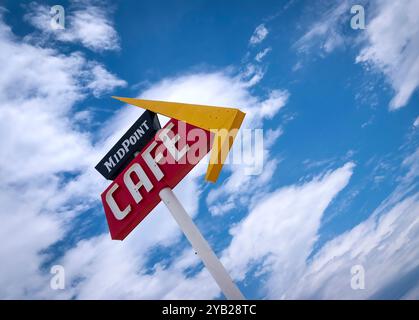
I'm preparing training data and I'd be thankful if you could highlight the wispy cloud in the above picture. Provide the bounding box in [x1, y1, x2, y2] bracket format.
[294, 1, 350, 55]
[288, 193, 419, 299]
[356, 0, 419, 110]
[221, 162, 355, 296]
[249, 24, 269, 45]
[289, 146, 419, 298]
[223, 146, 419, 299]
[86, 63, 127, 97]
[255, 47, 271, 62]
[294, 0, 419, 110]
[24, 1, 120, 52]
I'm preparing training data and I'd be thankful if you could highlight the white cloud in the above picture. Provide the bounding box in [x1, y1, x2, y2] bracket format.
[25, 1, 120, 52]
[205, 88, 288, 217]
[258, 90, 289, 119]
[221, 162, 355, 297]
[140, 72, 256, 109]
[295, 0, 419, 110]
[356, 0, 419, 109]
[221, 146, 419, 299]
[206, 153, 279, 217]
[0, 29, 124, 186]
[50, 179, 214, 300]
[255, 47, 271, 62]
[414, 116, 419, 128]
[292, 61, 302, 72]
[0, 33, 90, 184]
[0, 10, 126, 298]
[286, 194, 419, 299]
[86, 63, 127, 97]
[0, 185, 63, 298]
[240, 64, 265, 87]
[249, 24, 269, 45]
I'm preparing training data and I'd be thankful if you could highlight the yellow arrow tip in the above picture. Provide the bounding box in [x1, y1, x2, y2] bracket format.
[112, 97, 245, 183]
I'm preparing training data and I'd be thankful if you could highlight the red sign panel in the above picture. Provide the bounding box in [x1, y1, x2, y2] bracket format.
[101, 119, 212, 240]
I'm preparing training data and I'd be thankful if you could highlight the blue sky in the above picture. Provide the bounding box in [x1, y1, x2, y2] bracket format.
[0, 0, 418, 299]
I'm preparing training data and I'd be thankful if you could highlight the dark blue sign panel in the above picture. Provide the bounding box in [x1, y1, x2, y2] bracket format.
[95, 110, 161, 180]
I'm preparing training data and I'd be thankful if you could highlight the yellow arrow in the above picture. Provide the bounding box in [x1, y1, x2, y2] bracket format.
[112, 97, 246, 183]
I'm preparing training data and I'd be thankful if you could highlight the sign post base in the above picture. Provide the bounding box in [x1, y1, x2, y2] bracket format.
[159, 187, 245, 300]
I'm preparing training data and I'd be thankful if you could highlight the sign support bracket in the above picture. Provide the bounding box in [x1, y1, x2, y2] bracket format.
[159, 187, 245, 300]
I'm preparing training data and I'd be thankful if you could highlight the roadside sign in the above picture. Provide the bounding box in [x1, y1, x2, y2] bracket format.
[98, 99, 246, 299]
[95, 110, 161, 180]
[101, 119, 212, 240]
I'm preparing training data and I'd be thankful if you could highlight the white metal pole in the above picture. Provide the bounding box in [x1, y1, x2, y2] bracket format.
[159, 187, 245, 300]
